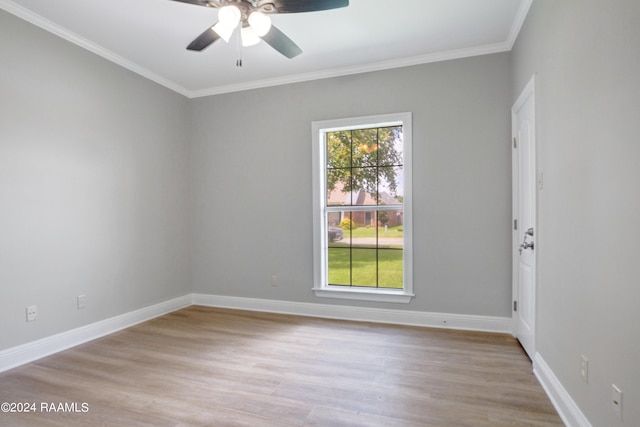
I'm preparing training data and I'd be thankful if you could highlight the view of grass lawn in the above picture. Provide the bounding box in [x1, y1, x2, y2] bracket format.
[328, 248, 403, 288]
[347, 225, 403, 238]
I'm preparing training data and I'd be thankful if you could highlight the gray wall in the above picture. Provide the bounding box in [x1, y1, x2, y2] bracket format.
[0, 10, 191, 350]
[511, 1, 640, 425]
[4, 1, 639, 423]
[190, 53, 513, 316]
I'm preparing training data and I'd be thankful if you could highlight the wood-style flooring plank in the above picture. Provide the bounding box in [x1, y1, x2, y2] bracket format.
[0, 306, 563, 426]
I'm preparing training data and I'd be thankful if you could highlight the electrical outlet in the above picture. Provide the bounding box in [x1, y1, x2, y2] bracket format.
[77, 295, 87, 309]
[271, 275, 278, 287]
[612, 384, 623, 419]
[26, 305, 37, 322]
[580, 355, 589, 384]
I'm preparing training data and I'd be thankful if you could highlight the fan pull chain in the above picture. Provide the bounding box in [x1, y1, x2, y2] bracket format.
[236, 26, 243, 67]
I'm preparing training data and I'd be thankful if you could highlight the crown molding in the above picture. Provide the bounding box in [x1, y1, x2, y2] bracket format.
[507, 0, 534, 49]
[2, 0, 532, 99]
[188, 41, 512, 98]
[0, 0, 192, 97]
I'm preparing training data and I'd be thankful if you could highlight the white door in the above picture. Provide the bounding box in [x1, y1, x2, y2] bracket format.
[512, 76, 537, 360]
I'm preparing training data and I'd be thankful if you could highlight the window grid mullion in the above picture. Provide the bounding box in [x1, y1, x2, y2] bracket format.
[376, 128, 380, 288]
[349, 130, 353, 286]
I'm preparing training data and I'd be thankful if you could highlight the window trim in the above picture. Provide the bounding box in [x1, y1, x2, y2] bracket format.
[312, 113, 414, 303]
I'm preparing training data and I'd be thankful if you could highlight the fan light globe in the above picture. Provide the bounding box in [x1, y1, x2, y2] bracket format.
[241, 26, 261, 46]
[240, 27, 260, 47]
[217, 5, 241, 28]
[248, 11, 272, 37]
[212, 22, 235, 42]
[212, 5, 241, 42]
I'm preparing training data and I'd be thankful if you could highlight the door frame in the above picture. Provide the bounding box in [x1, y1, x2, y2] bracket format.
[511, 75, 537, 357]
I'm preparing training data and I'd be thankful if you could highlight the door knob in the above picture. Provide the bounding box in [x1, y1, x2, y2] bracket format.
[519, 241, 534, 254]
[519, 228, 535, 254]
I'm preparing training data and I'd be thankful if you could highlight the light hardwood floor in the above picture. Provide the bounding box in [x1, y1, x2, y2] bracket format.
[0, 306, 563, 426]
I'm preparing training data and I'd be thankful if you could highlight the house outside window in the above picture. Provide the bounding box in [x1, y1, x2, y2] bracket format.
[312, 113, 413, 303]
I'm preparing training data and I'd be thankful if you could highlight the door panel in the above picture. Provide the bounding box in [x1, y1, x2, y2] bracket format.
[512, 76, 536, 360]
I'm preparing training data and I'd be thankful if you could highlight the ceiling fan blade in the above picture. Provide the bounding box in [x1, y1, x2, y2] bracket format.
[187, 25, 221, 51]
[170, 0, 212, 7]
[261, 25, 302, 58]
[270, 0, 349, 13]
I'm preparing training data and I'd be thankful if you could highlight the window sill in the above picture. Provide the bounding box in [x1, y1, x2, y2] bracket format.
[312, 287, 414, 304]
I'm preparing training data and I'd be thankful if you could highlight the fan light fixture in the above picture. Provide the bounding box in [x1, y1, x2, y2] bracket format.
[240, 26, 261, 46]
[212, 6, 272, 47]
[247, 11, 271, 37]
[211, 5, 241, 42]
[178, 0, 350, 61]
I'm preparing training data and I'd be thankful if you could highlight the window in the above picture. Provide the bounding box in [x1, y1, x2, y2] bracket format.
[312, 113, 413, 303]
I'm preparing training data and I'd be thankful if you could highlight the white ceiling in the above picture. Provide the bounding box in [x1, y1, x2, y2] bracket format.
[1, 0, 532, 97]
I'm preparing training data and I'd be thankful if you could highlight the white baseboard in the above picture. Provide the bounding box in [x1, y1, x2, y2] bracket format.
[0, 295, 191, 373]
[1, 292, 587, 427]
[0, 293, 511, 373]
[191, 294, 513, 333]
[534, 352, 592, 427]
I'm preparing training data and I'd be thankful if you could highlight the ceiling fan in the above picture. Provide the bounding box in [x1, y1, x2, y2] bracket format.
[171, 0, 349, 60]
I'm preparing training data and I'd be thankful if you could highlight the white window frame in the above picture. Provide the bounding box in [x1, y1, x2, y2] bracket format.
[312, 112, 414, 303]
